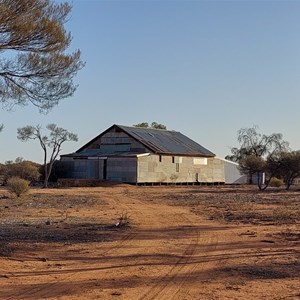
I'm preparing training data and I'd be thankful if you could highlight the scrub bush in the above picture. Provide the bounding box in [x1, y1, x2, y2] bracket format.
[7, 177, 30, 197]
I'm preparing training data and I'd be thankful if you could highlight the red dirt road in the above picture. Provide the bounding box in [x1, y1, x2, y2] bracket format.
[0, 185, 299, 299]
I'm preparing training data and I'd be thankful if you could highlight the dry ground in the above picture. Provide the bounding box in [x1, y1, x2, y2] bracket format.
[0, 184, 299, 300]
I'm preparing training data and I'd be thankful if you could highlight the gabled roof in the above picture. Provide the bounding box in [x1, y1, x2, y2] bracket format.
[76, 124, 215, 157]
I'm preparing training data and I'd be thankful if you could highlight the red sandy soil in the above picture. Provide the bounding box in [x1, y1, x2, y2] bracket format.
[0, 184, 299, 300]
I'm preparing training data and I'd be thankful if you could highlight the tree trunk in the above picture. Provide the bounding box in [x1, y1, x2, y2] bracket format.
[43, 150, 48, 188]
[43, 165, 48, 188]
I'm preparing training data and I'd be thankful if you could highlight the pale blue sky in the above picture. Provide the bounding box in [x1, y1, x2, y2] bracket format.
[1, 0, 300, 163]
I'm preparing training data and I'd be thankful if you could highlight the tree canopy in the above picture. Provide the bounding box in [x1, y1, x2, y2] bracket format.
[17, 123, 78, 187]
[270, 151, 300, 190]
[0, 0, 84, 112]
[227, 126, 290, 190]
[133, 122, 167, 130]
[226, 126, 289, 162]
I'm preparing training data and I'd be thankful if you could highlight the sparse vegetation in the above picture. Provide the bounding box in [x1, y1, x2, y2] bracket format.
[164, 187, 300, 225]
[7, 176, 30, 197]
[17, 124, 78, 188]
[0, 158, 41, 184]
[0, 185, 298, 299]
[115, 211, 130, 228]
[269, 177, 284, 187]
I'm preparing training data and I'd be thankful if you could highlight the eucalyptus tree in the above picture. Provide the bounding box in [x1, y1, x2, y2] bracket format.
[227, 126, 289, 189]
[0, 0, 84, 112]
[17, 124, 78, 188]
[274, 151, 300, 190]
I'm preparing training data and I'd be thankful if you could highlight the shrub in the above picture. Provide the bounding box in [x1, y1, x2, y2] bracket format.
[7, 177, 30, 197]
[1, 159, 41, 184]
[269, 177, 284, 187]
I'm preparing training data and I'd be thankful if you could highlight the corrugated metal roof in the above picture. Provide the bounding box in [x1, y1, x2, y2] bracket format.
[117, 125, 215, 157]
[64, 124, 215, 158]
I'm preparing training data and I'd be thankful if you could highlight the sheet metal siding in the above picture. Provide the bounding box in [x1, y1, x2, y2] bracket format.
[223, 160, 248, 184]
[107, 157, 137, 183]
[81, 131, 148, 154]
[137, 155, 224, 183]
[60, 159, 106, 180]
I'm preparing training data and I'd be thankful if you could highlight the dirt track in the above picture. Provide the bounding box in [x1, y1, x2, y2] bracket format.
[0, 185, 299, 299]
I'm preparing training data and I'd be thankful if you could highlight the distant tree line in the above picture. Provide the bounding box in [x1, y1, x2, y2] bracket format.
[226, 126, 300, 190]
[0, 157, 69, 187]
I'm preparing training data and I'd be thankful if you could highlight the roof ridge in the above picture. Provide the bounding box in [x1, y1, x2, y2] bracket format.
[116, 124, 176, 132]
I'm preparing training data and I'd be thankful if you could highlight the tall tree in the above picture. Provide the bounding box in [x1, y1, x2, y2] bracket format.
[0, 0, 84, 112]
[227, 126, 289, 190]
[226, 126, 289, 162]
[17, 124, 78, 188]
[273, 151, 300, 190]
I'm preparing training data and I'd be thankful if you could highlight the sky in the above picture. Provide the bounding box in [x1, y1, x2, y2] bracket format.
[1, 0, 300, 163]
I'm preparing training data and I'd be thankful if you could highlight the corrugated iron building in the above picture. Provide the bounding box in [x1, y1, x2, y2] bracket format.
[60, 124, 225, 184]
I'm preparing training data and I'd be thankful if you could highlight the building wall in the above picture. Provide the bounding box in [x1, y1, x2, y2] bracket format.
[86, 128, 148, 153]
[60, 158, 104, 180]
[137, 154, 225, 183]
[222, 158, 248, 184]
[107, 157, 137, 183]
[61, 155, 224, 184]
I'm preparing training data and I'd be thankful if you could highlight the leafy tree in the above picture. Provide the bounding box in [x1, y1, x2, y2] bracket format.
[133, 122, 149, 128]
[226, 126, 289, 162]
[273, 151, 300, 190]
[17, 124, 78, 188]
[239, 155, 266, 189]
[150, 122, 167, 130]
[0, 0, 84, 112]
[227, 126, 289, 190]
[133, 122, 167, 129]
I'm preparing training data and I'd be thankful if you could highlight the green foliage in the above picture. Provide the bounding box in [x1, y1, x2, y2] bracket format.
[239, 155, 266, 175]
[133, 122, 167, 129]
[133, 122, 149, 128]
[7, 176, 30, 197]
[0, 0, 85, 112]
[276, 151, 300, 189]
[150, 122, 167, 130]
[227, 126, 289, 190]
[226, 126, 289, 162]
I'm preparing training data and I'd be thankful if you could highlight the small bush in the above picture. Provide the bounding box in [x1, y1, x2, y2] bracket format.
[115, 212, 130, 228]
[7, 176, 30, 197]
[269, 177, 284, 187]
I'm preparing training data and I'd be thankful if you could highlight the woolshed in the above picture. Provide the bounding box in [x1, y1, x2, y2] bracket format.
[60, 124, 226, 185]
